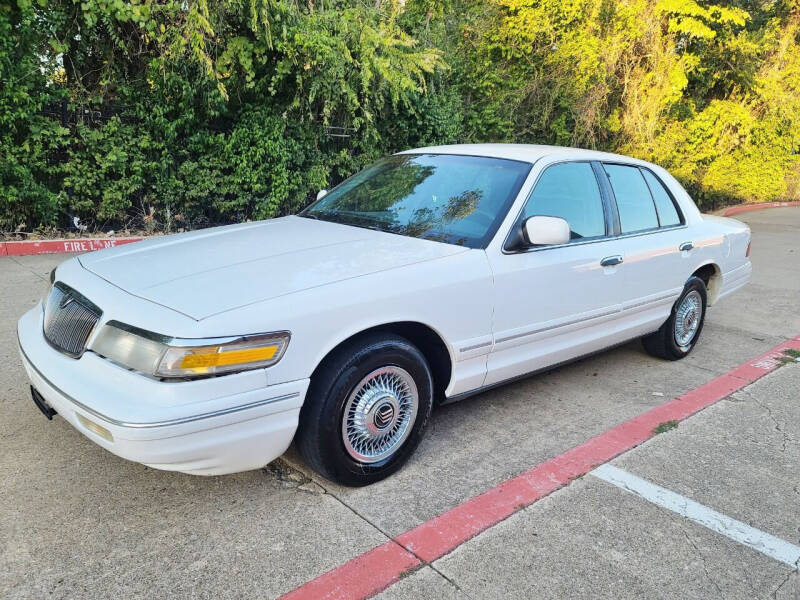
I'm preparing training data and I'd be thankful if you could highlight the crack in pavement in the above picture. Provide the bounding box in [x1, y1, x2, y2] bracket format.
[427, 563, 475, 600]
[8, 256, 48, 282]
[737, 388, 795, 454]
[680, 526, 725, 598]
[771, 566, 796, 599]
[700, 320, 786, 345]
[264, 457, 401, 551]
[265, 457, 481, 599]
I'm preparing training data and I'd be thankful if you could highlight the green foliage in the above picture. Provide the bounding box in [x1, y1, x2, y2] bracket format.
[0, 0, 69, 231]
[1, 0, 799, 235]
[0, 0, 443, 232]
[443, 0, 800, 205]
[653, 420, 679, 434]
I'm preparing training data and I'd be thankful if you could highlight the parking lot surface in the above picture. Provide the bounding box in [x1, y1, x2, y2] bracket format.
[1, 207, 798, 599]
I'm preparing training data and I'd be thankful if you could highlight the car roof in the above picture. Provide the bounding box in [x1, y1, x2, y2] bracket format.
[397, 143, 650, 167]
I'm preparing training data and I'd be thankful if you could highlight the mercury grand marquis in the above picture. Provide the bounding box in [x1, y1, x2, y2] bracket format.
[17, 144, 752, 485]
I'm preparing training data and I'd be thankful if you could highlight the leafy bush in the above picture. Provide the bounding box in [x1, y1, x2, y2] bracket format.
[1, 0, 798, 235]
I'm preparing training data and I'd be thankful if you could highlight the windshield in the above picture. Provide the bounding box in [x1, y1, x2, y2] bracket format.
[301, 154, 532, 248]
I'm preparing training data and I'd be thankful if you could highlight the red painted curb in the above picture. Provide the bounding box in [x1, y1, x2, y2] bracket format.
[280, 335, 800, 599]
[279, 542, 421, 600]
[1, 237, 143, 256]
[723, 201, 800, 217]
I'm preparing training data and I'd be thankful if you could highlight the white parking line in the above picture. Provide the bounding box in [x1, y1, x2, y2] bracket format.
[591, 464, 800, 568]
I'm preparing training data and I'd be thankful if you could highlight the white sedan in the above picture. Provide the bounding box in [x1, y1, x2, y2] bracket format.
[17, 144, 751, 485]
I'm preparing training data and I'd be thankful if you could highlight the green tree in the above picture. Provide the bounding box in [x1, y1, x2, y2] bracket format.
[1, 0, 799, 235]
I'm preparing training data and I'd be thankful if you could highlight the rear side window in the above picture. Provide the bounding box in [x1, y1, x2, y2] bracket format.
[523, 162, 606, 240]
[604, 164, 659, 233]
[642, 169, 681, 227]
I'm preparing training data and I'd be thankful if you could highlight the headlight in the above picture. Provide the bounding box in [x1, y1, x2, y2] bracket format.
[90, 321, 290, 379]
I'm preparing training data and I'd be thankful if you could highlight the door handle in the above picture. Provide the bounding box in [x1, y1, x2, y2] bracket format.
[679, 241, 694, 252]
[600, 255, 623, 267]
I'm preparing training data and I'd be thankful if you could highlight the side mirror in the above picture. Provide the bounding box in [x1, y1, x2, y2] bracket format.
[316, 189, 328, 201]
[523, 216, 571, 246]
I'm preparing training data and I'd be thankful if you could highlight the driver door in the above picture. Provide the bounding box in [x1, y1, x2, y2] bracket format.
[485, 160, 626, 385]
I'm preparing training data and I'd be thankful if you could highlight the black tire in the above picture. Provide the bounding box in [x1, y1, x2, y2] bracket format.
[295, 332, 433, 486]
[642, 276, 707, 360]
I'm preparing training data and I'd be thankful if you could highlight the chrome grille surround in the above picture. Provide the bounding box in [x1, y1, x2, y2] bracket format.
[43, 282, 102, 358]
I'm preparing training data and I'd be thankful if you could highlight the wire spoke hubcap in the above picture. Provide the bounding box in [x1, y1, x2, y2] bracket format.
[674, 290, 702, 348]
[342, 366, 418, 464]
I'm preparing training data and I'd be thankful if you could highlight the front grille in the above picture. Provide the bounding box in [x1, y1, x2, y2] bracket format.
[43, 282, 102, 357]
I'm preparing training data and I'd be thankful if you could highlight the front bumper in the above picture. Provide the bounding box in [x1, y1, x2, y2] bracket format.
[17, 305, 309, 475]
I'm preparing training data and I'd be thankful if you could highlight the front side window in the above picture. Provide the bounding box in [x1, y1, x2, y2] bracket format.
[301, 154, 531, 248]
[522, 162, 606, 240]
[603, 164, 659, 233]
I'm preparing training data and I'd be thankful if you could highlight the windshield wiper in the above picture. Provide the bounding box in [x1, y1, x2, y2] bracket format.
[302, 210, 400, 235]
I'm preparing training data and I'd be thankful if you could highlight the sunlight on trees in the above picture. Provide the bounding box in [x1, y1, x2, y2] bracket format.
[1, 0, 798, 233]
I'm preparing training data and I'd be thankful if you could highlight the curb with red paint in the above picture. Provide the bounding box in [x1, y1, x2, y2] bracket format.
[279, 335, 800, 600]
[722, 201, 800, 217]
[0, 237, 143, 257]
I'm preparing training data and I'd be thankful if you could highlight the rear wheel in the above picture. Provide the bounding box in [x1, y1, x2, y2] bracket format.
[295, 333, 433, 486]
[642, 276, 707, 360]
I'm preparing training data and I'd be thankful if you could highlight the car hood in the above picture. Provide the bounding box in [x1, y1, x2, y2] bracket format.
[78, 216, 467, 320]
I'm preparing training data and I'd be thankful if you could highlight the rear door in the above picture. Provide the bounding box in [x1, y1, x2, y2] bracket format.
[599, 163, 691, 330]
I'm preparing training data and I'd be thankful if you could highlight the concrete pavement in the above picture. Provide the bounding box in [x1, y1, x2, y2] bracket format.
[1, 207, 798, 599]
[413, 362, 799, 600]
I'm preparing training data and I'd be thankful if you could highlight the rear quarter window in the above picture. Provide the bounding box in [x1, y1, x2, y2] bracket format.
[604, 164, 659, 233]
[642, 169, 682, 227]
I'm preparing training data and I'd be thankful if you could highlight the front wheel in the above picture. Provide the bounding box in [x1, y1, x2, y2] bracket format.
[642, 276, 707, 360]
[295, 333, 433, 486]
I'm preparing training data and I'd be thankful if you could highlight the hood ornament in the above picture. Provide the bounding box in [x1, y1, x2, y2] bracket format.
[59, 294, 75, 309]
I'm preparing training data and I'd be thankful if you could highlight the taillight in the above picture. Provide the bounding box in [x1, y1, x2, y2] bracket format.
[746, 241, 751, 257]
